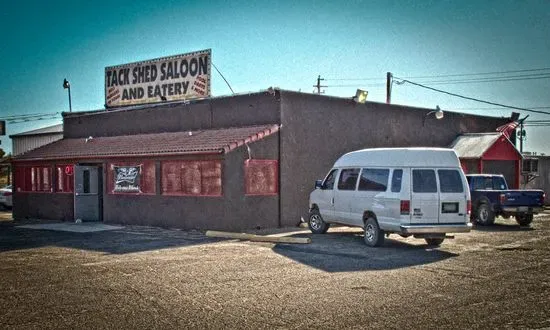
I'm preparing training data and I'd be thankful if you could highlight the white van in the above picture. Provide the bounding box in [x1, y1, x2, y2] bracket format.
[308, 148, 472, 247]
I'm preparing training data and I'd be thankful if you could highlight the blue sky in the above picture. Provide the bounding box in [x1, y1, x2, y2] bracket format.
[1, 0, 549, 154]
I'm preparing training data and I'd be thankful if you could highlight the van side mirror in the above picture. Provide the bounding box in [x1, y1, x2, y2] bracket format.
[315, 180, 323, 189]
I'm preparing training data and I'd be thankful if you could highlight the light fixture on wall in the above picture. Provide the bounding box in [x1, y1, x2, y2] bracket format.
[63, 78, 72, 112]
[353, 89, 368, 103]
[423, 105, 444, 126]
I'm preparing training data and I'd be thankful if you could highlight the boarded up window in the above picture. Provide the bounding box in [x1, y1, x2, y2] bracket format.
[245, 160, 278, 195]
[161, 160, 222, 196]
[15, 166, 52, 192]
[56, 165, 74, 193]
[107, 161, 155, 194]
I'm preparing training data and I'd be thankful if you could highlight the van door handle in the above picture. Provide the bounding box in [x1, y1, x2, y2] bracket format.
[331, 198, 334, 204]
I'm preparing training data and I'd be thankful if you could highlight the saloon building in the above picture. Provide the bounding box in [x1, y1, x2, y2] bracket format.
[12, 90, 515, 230]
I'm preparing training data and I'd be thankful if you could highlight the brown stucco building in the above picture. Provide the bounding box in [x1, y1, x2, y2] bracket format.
[12, 90, 511, 230]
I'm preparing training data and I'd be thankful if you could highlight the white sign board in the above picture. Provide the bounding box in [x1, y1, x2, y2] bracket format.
[105, 49, 211, 107]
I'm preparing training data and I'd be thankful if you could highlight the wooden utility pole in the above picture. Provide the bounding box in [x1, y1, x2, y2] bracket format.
[386, 72, 392, 104]
[313, 75, 326, 94]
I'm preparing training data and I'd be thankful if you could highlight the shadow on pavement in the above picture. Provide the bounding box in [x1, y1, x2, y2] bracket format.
[0, 222, 222, 254]
[473, 223, 534, 232]
[272, 230, 458, 272]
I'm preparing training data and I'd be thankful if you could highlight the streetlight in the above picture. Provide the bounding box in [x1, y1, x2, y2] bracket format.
[422, 105, 444, 126]
[63, 78, 72, 112]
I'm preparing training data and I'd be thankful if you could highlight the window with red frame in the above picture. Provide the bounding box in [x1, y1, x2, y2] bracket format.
[161, 160, 222, 196]
[245, 160, 278, 195]
[15, 166, 52, 192]
[107, 161, 155, 195]
[56, 165, 74, 193]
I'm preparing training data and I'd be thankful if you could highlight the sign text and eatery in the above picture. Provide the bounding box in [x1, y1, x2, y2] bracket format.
[105, 49, 211, 107]
[113, 165, 141, 193]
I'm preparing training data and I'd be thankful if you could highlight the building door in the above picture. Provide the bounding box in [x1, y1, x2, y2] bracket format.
[74, 165, 102, 222]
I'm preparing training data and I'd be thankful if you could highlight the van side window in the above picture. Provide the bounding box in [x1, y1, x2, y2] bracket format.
[438, 170, 464, 193]
[323, 169, 337, 190]
[391, 169, 403, 192]
[338, 168, 360, 190]
[413, 169, 437, 193]
[358, 168, 389, 191]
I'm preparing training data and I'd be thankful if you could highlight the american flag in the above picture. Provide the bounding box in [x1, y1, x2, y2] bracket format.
[496, 121, 519, 139]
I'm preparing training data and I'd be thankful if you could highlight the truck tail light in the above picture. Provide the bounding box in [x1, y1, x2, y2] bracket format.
[467, 200, 471, 216]
[499, 193, 507, 204]
[400, 200, 410, 215]
[2, 191, 11, 197]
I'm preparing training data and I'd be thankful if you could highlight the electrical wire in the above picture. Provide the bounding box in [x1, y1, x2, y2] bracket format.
[403, 75, 550, 86]
[393, 78, 550, 116]
[399, 67, 550, 79]
[324, 67, 550, 82]
[211, 62, 235, 95]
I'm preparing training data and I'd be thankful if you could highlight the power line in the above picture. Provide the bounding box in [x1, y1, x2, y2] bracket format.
[0, 112, 61, 120]
[400, 67, 550, 79]
[211, 62, 235, 95]
[325, 77, 382, 81]
[393, 78, 550, 116]
[451, 106, 550, 110]
[408, 75, 550, 86]
[324, 67, 550, 82]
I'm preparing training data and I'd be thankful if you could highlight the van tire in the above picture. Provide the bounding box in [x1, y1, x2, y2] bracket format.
[308, 209, 330, 234]
[475, 203, 495, 226]
[515, 214, 533, 226]
[425, 238, 445, 246]
[363, 217, 384, 247]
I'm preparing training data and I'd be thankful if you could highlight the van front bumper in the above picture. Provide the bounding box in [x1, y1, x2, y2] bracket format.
[400, 223, 472, 234]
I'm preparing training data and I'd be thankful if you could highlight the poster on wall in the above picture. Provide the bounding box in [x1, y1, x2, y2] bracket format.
[113, 165, 141, 193]
[105, 49, 211, 108]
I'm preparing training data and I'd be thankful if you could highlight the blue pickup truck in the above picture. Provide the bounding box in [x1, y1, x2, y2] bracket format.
[466, 174, 545, 226]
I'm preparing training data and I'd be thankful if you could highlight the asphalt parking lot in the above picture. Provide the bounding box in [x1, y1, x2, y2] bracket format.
[0, 212, 549, 329]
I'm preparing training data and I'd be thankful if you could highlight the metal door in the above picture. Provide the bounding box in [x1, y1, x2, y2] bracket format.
[74, 165, 102, 222]
[315, 169, 338, 222]
[410, 169, 439, 224]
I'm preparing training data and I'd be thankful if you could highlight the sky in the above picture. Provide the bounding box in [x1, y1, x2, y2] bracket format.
[1, 0, 549, 155]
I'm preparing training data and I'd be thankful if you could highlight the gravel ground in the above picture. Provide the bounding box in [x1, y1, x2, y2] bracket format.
[0, 213, 549, 329]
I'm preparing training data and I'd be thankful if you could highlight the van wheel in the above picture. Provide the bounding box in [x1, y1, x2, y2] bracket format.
[515, 214, 533, 226]
[475, 203, 495, 226]
[425, 238, 445, 246]
[308, 209, 330, 234]
[363, 217, 384, 247]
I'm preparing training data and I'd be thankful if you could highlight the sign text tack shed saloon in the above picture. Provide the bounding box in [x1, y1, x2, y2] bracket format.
[105, 49, 211, 107]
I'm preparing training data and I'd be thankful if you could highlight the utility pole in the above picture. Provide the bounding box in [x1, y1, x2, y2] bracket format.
[386, 72, 392, 104]
[313, 75, 326, 94]
[519, 115, 529, 153]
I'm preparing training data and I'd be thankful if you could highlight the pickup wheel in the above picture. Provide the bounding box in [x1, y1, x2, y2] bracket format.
[363, 217, 384, 247]
[308, 209, 330, 234]
[475, 203, 495, 226]
[425, 238, 445, 246]
[515, 214, 533, 227]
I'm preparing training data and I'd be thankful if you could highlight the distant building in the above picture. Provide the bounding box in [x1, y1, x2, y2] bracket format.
[12, 90, 513, 229]
[10, 124, 63, 156]
[521, 154, 549, 205]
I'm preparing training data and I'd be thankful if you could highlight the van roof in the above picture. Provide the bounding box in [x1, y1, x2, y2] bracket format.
[333, 147, 461, 168]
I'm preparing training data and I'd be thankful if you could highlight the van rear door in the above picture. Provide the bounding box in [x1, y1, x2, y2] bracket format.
[437, 169, 468, 224]
[410, 169, 439, 224]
